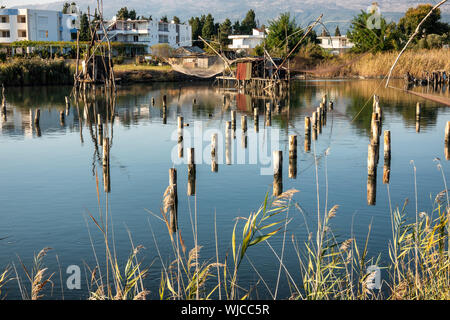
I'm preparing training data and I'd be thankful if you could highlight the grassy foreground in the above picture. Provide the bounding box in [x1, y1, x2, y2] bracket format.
[1, 159, 449, 300]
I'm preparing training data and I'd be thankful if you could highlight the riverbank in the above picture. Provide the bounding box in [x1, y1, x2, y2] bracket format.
[1, 48, 449, 86]
[113, 64, 210, 83]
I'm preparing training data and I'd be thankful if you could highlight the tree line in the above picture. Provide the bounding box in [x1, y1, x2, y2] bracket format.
[347, 4, 450, 53]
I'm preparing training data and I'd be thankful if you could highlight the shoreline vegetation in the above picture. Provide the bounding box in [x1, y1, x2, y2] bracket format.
[0, 48, 449, 86]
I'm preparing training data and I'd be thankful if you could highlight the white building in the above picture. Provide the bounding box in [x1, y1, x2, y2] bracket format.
[317, 35, 354, 55]
[228, 28, 265, 50]
[98, 17, 192, 53]
[0, 8, 78, 43]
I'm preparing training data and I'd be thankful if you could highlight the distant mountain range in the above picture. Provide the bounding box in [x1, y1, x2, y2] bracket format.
[11, 0, 450, 32]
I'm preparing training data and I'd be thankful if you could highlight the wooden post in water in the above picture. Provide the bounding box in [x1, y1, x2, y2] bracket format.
[312, 111, 318, 141]
[225, 121, 232, 165]
[187, 148, 196, 196]
[211, 133, 218, 172]
[445, 121, 450, 160]
[367, 143, 377, 205]
[103, 137, 110, 193]
[169, 168, 178, 233]
[151, 97, 155, 106]
[254, 107, 259, 132]
[289, 135, 297, 179]
[316, 107, 322, 133]
[273, 151, 283, 196]
[416, 102, 421, 133]
[304, 116, 311, 152]
[329, 101, 333, 111]
[178, 116, 183, 158]
[383, 130, 391, 184]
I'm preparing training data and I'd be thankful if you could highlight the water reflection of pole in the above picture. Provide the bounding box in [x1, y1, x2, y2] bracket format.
[34, 109, 41, 137]
[304, 116, 311, 152]
[253, 107, 259, 132]
[103, 137, 111, 193]
[265, 102, 271, 127]
[225, 121, 232, 165]
[169, 168, 178, 233]
[241, 115, 247, 149]
[273, 150, 283, 196]
[65, 96, 70, 116]
[383, 130, 391, 184]
[162, 95, 167, 124]
[289, 135, 297, 179]
[231, 110, 236, 138]
[60, 110, 65, 126]
[187, 148, 196, 196]
[416, 102, 421, 133]
[178, 116, 183, 158]
[211, 133, 218, 172]
[445, 121, 450, 160]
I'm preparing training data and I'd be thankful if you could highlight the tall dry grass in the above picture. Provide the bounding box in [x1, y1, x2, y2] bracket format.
[314, 49, 450, 78]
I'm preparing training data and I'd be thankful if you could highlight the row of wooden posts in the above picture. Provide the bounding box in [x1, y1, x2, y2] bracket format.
[367, 95, 388, 205]
[304, 95, 334, 152]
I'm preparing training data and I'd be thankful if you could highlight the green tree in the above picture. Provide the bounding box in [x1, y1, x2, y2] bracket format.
[189, 16, 203, 47]
[79, 13, 90, 41]
[62, 2, 76, 14]
[347, 10, 396, 53]
[240, 9, 257, 34]
[265, 12, 304, 57]
[161, 15, 168, 23]
[173, 16, 180, 24]
[201, 14, 215, 40]
[219, 18, 233, 47]
[398, 4, 449, 37]
[129, 9, 137, 20]
[232, 20, 241, 35]
[334, 26, 341, 36]
[116, 7, 129, 20]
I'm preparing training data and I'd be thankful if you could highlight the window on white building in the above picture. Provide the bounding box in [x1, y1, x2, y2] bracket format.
[159, 34, 168, 43]
[158, 23, 168, 32]
[18, 30, 27, 37]
[38, 16, 48, 26]
[39, 30, 48, 39]
[0, 30, 10, 37]
[0, 16, 9, 23]
[17, 16, 26, 23]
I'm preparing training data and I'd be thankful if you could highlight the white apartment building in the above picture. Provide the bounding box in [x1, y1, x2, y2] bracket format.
[98, 17, 192, 53]
[317, 35, 354, 55]
[0, 8, 78, 43]
[228, 28, 265, 50]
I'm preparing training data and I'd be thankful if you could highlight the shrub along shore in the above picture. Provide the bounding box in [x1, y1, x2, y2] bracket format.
[1, 48, 449, 86]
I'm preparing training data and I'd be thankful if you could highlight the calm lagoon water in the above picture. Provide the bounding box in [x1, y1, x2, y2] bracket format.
[0, 79, 449, 299]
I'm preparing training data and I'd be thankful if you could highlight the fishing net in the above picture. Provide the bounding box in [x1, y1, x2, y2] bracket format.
[166, 55, 227, 78]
